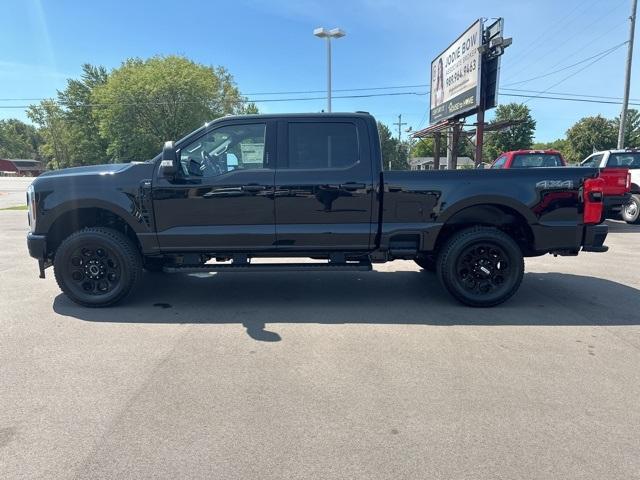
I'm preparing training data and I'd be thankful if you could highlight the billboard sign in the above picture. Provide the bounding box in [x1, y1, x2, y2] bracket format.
[430, 20, 483, 123]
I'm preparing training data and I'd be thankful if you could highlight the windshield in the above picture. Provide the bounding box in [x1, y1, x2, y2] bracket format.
[512, 153, 563, 168]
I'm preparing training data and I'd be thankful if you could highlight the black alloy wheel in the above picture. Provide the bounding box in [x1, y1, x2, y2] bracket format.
[54, 227, 142, 307]
[437, 227, 524, 307]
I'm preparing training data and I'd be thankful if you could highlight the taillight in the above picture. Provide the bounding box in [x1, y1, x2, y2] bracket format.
[583, 177, 604, 224]
[625, 171, 631, 190]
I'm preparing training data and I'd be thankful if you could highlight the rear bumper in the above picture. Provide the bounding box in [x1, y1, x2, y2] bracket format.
[604, 193, 631, 212]
[582, 224, 608, 252]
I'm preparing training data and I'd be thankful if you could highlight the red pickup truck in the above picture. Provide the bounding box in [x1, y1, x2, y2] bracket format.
[491, 149, 631, 221]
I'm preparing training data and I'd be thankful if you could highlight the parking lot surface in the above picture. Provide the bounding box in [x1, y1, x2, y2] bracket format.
[0, 177, 33, 209]
[1, 210, 639, 479]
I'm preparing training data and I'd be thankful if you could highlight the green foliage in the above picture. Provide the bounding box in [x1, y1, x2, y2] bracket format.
[532, 138, 573, 162]
[0, 119, 41, 159]
[565, 115, 617, 163]
[27, 100, 72, 169]
[411, 138, 433, 158]
[92, 56, 248, 161]
[483, 103, 536, 161]
[613, 109, 640, 148]
[377, 121, 409, 170]
[26, 55, 254, 168]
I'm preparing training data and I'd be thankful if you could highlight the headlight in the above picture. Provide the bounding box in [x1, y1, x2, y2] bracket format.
[27, 184, 36, 231]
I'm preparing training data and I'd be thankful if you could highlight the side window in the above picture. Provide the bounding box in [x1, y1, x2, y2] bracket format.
[581, 154, 603, 168]
[179, 123, 266, 177]
[491, 156, 507, 169]
[285, 122, 359, 169]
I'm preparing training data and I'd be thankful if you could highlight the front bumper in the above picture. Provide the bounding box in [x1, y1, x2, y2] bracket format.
[27, 233, 48, 278]
[582, 224, 608, 252]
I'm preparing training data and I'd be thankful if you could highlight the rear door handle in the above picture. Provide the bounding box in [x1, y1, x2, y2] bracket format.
[339, 182, 366, 191]
[242, 184, 266, 192]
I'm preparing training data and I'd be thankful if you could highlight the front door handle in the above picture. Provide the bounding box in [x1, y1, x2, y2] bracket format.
[242, 184, 266, 192]
[339, 182, 366, 191]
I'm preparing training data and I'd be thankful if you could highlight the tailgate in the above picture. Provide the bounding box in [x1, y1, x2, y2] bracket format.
[600, 168, 630, 196]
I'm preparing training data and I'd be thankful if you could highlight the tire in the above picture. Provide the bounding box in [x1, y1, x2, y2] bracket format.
[621, 194, 640, 224]
[54, 227, 142, 307]
[437, 226, 524, 307]
[415, 255, 437, 272]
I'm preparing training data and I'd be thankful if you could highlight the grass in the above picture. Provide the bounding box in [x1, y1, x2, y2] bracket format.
[0, 205, 28, 211]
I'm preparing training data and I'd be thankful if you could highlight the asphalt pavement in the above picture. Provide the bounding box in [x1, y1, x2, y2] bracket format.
[0, 177, 33, 209]
[1, 210, 639, 479]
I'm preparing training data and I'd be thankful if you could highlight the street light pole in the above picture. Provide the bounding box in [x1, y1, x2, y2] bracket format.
[314, 27, 346, 113]
[327, 36, 332, 112]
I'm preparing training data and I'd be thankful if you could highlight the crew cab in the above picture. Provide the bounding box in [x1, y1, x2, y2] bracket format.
[490, 150, 567, 169]
[581, 150, 638, 224]
[26, 113, 609, 308]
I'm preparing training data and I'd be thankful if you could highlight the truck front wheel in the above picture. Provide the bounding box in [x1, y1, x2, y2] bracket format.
[437, 227, 524, 307]
[53, 227, 142, 307]
[621, 194, 640, 224]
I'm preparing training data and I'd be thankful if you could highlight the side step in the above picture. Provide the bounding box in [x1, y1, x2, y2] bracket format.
[163, 261, 372, 274]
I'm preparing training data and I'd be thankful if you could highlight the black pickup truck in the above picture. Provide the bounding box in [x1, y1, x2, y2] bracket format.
[27, 112, 609, 308]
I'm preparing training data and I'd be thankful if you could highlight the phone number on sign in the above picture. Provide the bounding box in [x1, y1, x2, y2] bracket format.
[445, 59, 477, 87]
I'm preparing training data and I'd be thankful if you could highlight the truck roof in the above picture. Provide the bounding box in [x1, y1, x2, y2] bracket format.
[178, 112, 375, 145]
[592, 149, 640, 154]
[505, 149, 562, 155]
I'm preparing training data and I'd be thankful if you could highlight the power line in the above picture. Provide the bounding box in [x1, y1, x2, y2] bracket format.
[521, 43, 628, 104]
[504, 0, 602, 73]
[0, 84, 431, 103]
[502, 41, 628, 87]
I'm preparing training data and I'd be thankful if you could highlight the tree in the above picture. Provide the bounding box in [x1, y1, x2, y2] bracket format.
[27, 100, 73, 169]
[377, 121, 408, 169]
[483, 103, 536, 161]
[92, 55, 250, 161]
[566, 115, 617, 163]
[0, 119, 41, 159]
[411, 137, 433, 158]
[612, 109, 640, 148]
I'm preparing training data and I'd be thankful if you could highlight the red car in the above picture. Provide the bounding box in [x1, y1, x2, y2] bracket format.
[490, 149, 630, 221]
[490, 149, 566, 169]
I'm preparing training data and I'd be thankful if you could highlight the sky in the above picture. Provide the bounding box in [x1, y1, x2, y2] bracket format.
[1, 0, 637, 143]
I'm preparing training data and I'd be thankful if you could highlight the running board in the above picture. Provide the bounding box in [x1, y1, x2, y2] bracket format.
[163, 261, 372, 274]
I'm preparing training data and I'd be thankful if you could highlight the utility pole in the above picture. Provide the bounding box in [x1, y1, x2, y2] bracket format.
[618, 0, 637, 149]
[392, 114, 407, 170]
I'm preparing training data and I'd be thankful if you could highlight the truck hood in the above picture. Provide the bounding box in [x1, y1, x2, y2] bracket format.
[37, 163, 137, 178]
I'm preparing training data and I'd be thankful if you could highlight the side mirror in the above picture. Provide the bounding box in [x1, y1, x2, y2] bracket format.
[159, 141, 178, 177]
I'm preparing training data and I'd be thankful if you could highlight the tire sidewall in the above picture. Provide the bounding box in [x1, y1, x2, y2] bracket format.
[622, 195, 640, 223]
[54, 230, 135, 306]
[438, 229, 524, 307]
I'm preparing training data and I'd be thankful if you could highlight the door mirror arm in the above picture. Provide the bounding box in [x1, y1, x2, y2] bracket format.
[159, 141, 178, 178]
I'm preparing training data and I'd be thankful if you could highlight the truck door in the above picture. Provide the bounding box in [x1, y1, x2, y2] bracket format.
[152, 120, 276, 251]
[274, 117, 375, 251]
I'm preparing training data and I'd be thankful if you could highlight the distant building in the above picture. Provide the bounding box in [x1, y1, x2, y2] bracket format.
[409, 156, 475, 170]
[0, 159, 45, 177]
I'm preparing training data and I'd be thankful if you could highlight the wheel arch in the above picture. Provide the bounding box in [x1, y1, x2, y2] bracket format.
[431, 202, 536, 256]
[47, 206, 143, 256]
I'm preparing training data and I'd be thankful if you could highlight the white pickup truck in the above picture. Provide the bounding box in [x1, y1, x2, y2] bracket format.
[581, 149, 640, 224]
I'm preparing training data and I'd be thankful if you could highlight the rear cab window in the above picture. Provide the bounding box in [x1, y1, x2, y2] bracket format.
[606, 152, 640, 169]
[511, 153, 564, 168]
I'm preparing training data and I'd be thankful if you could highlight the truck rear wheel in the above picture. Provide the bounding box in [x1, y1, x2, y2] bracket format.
[621, 194, 640, 224]
[54, 227, 142, 307]
[437, 227, 524, 307]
